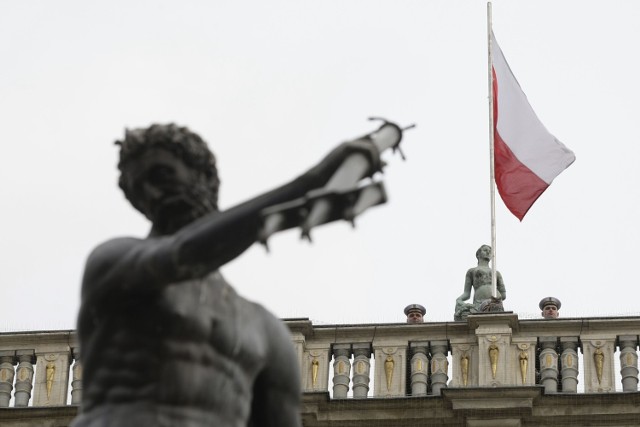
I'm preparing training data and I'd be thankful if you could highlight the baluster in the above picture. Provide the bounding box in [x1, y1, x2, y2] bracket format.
[332, 344, 352, 398]
[618, 335, 639, 392]
[14, 350, 35, 407]
[539, 337, 559, 393]
[0, 351, 16, 407]
[409, 342, 429, 396]
[71, 348, 82, 405]
[560, 337, 579, 393]
[430, 341, 449, 396]
[351, 343, 371, 398]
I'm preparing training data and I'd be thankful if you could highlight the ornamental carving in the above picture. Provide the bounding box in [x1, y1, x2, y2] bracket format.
[489, 344, 499, 379]
[519, 351, 527, 383]
[311, 358, 319, 386]
[460, 353, 470, 386]
[384, 356, 395, 391]
[594, 347, 604, 384]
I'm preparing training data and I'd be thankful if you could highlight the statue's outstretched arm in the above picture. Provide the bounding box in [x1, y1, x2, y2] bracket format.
[80, 142, 380, 305]
[172, 140, 380, 277]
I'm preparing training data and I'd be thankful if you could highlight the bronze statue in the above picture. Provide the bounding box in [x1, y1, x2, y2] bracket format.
[454, 245, 506, 321]
[72, 123, 382, 427]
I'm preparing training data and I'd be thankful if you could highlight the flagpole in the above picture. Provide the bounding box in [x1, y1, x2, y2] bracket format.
[487, 1, 498, 298]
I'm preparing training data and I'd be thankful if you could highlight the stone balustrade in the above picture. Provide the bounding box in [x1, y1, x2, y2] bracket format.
[0, 314, 639, 408]
[288, 313, 640, 398]
[0, 330, 80, 408]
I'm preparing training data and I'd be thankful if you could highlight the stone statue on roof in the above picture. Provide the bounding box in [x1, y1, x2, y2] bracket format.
[454, 244, 506, 321]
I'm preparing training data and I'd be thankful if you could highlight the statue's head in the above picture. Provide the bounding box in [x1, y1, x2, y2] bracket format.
[475, 245, 492, 261]
[539, 297, 561, 319]
[404, 304, 426, 324]
[116, 124, 220, 231]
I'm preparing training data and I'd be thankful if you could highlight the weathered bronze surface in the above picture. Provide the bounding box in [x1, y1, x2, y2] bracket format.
[73, 123, 383, 427]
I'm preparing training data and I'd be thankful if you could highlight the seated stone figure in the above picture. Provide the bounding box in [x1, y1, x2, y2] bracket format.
[454, 245, 506, 321]
[72, 124, 380, 427]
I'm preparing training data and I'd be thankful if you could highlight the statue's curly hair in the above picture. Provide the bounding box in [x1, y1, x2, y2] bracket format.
[115, 123, 220, 211]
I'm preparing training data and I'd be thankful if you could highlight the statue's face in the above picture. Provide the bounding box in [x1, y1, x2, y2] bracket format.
[476, 245, 492, 260]
[406, 311, 424, 324]
[124, 147, 211, 231]
[542, 305, 559, 319]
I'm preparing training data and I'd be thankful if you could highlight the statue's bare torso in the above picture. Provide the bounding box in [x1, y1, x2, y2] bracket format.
[467, 266, 500, 303]
[73, 125, 379, 427]
[74, 238, 298, 427]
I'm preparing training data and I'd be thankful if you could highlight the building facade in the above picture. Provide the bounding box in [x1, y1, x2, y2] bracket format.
[1, 313, 640, 426]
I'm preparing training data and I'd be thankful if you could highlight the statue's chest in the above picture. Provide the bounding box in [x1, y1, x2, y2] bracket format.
[473, 268, 492, 281]
[157, 273, 244, 356]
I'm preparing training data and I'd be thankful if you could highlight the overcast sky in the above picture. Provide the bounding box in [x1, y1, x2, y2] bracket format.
[1, 0, 639, 331]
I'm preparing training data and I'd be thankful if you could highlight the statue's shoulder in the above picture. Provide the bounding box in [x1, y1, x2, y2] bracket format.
[81, 237, 147, 288]
[237, 297, 291, 344]
[85, 237, 144, 267]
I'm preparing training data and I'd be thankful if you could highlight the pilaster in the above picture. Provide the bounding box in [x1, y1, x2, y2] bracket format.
[372, 340, 407, 397]
[33, 350, 71, 406]
[582, 337, 616, 392]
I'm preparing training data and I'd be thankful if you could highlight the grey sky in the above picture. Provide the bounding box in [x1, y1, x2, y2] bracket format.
[1, 0, 639, 331]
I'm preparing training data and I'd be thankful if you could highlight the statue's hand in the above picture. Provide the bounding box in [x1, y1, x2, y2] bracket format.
[308, 140, 383, 187]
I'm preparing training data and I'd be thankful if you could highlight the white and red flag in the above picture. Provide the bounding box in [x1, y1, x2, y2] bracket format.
[491, 31, 575, 220]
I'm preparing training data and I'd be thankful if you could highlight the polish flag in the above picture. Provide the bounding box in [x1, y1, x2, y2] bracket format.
[491, 31, 575, 220]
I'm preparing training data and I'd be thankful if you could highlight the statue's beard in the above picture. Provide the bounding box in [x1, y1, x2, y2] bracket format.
[148, 184, 216, 235]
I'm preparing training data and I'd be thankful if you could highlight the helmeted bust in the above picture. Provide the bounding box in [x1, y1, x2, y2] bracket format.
[539, 296, 561, 319]
[404, 304, 426, 324]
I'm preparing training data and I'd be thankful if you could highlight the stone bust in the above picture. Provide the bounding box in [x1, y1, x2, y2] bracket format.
[72, 124, 380, 427]
[454, 245, 506, 321]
